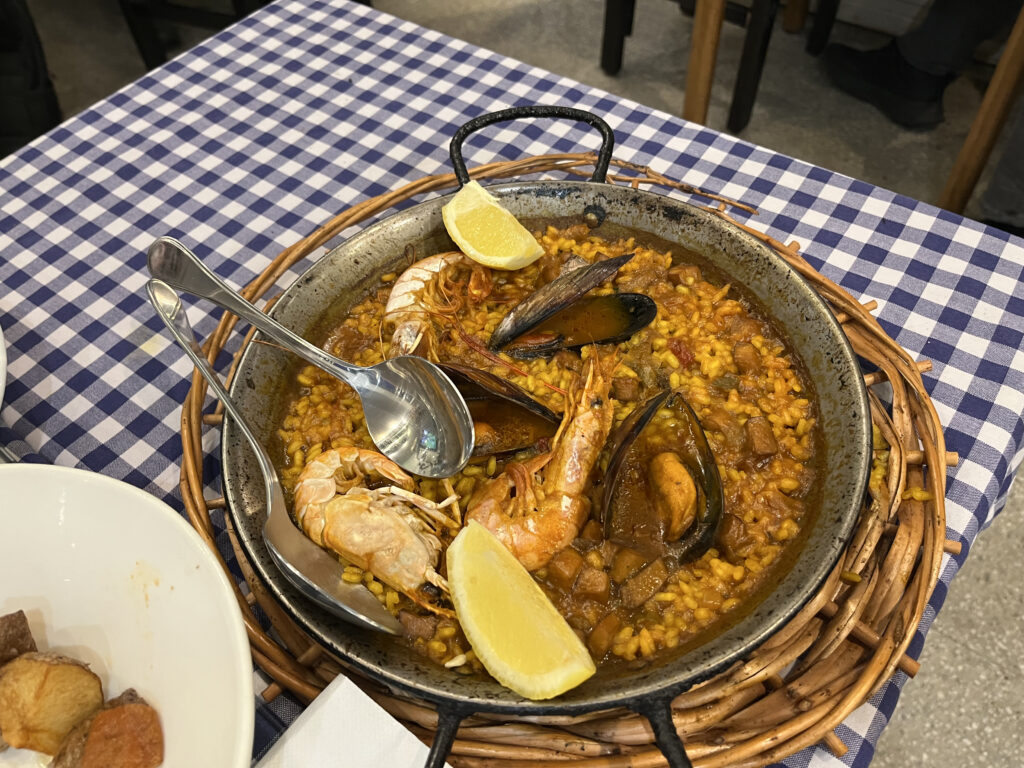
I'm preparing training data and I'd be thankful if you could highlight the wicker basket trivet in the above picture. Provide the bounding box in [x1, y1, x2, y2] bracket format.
[176, 153, 957, 766]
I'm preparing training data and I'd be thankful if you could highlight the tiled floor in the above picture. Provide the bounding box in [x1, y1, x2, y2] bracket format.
[21, 0, 1024, 764]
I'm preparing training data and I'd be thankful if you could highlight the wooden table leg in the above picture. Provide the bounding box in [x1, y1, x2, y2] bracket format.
[939, 6, 1024, 213]
[683, 0, 726, 125]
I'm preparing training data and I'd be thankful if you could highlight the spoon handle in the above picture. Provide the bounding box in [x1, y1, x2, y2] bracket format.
[146, 277, 267, 470]
[147, 278, 401, 634]
[146, 236, 358, 380]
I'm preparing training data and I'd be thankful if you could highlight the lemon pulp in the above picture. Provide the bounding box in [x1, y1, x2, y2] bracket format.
[446, 521, 596, 700]
[441, 181, 544, 270]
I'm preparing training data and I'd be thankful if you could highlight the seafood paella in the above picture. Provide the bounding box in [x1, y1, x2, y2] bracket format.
[274, 221, 819, 680]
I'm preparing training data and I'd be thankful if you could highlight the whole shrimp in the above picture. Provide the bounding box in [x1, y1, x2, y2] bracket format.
[384, 251, 491, 357]
[465, 357, 614, 571]
[293, 446, 459, 614]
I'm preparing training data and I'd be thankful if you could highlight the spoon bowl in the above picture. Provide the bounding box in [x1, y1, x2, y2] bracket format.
[146, 236, 474, 479]
[147, 278, 402, 634]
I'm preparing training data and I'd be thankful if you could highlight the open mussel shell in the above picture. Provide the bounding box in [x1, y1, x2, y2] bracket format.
[489, 252, 655, 357]
[501, 293, 657, 359]
[599, 390, 725, 564]
[437, 363, 560, 457]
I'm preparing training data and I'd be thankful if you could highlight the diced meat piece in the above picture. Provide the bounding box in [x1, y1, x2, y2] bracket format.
[668, 264, 702, 286]
[398, 611, 439, 640]
[610, 547, 648, 584]
[704, 409, 737, 438]
[766, 488, 804, 518]
[733, 342, 761, 374]
[0, 610, 37, 666]
[745, 417, 778, 457]
[617, 257, 667, 294]
[566, 612, 590, 631]
[701, 406, 744, 449]
[580, 602, 603, 628]
[587, 612, 622, 659]
[574, 567, 611, 603]
[552, 349, 583, 373]
[620, 558, 668, 609]
[710, 374, 739, 392]
[579, 519, 604, 541]
[600, 539, 620, 565]
[728, 315, 761, 341]
[631, 357, 663, 389]
[611, 376, 639, 401]
[547, 547, 585, 592]
[562, 224, 591, 241]
[738, 378, 761, 399]
[717, 513, 759, 562]
[329, 324, 368, 360]
[539, 253, 563, 284]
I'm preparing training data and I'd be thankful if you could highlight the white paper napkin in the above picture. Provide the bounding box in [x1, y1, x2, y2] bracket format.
[256, 675, 450, 768]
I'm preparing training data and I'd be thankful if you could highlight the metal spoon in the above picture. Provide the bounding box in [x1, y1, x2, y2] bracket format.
[146, 236, 474, 479]
[147, 278, 402, 634]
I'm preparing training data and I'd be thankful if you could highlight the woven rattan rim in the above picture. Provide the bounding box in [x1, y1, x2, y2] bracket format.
[176, 153, 956, 766]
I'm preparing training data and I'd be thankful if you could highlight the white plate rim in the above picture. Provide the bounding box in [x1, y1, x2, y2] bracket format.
[0, 322, 6, 408]
[0, 463, 255, 767]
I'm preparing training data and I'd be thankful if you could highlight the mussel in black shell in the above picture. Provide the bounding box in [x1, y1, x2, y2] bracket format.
[489, 253, 656, 359]
[598, 390, 724, 564]
[439, 363, 560, 457]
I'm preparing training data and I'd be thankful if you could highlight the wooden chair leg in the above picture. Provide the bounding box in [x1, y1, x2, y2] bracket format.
[118, 0, 168, 70]
[727, 0, 779, 133]
[783, 0, 809, 33]
[939, 6, 1024, 213]
[684, 0, 726, 124]
[807, 0, 840, 54]
[601, 0, 636, 75]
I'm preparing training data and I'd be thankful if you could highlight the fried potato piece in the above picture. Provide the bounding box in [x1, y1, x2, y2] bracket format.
[0, 610, 37, 666]
[0, 652, 103, 755]
[53, 688, 163, 768]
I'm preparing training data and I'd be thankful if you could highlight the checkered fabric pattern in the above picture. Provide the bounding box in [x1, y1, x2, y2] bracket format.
[1, 0, 1022, 764]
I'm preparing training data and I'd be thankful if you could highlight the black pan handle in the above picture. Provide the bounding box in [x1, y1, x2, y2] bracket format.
[634, 696, 693, 768]
[423, 705, 466, 768]
[423, 694, 691, 767]
[449, 105, 615, 186]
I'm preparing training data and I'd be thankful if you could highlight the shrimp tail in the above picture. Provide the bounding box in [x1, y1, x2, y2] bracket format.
[466, 356, 613, 571]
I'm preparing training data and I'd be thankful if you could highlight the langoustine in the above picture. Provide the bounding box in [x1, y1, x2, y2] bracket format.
[293, 446, 460, 614]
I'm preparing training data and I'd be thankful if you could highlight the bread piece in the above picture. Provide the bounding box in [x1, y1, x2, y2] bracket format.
[0, 610, 37, 666]
[0, 652, 103, 755]
[52, 689, 163, 768]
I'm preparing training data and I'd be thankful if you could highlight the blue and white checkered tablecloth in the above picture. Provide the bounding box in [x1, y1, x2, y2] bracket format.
[1, 0, 1022, 764]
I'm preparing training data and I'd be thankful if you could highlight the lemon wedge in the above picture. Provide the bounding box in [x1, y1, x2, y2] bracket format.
[446, 521, 596, 700]
[441, 180, 544, 270]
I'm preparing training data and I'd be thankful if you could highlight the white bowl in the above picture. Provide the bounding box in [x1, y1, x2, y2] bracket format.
[0, 465, 254, 767]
